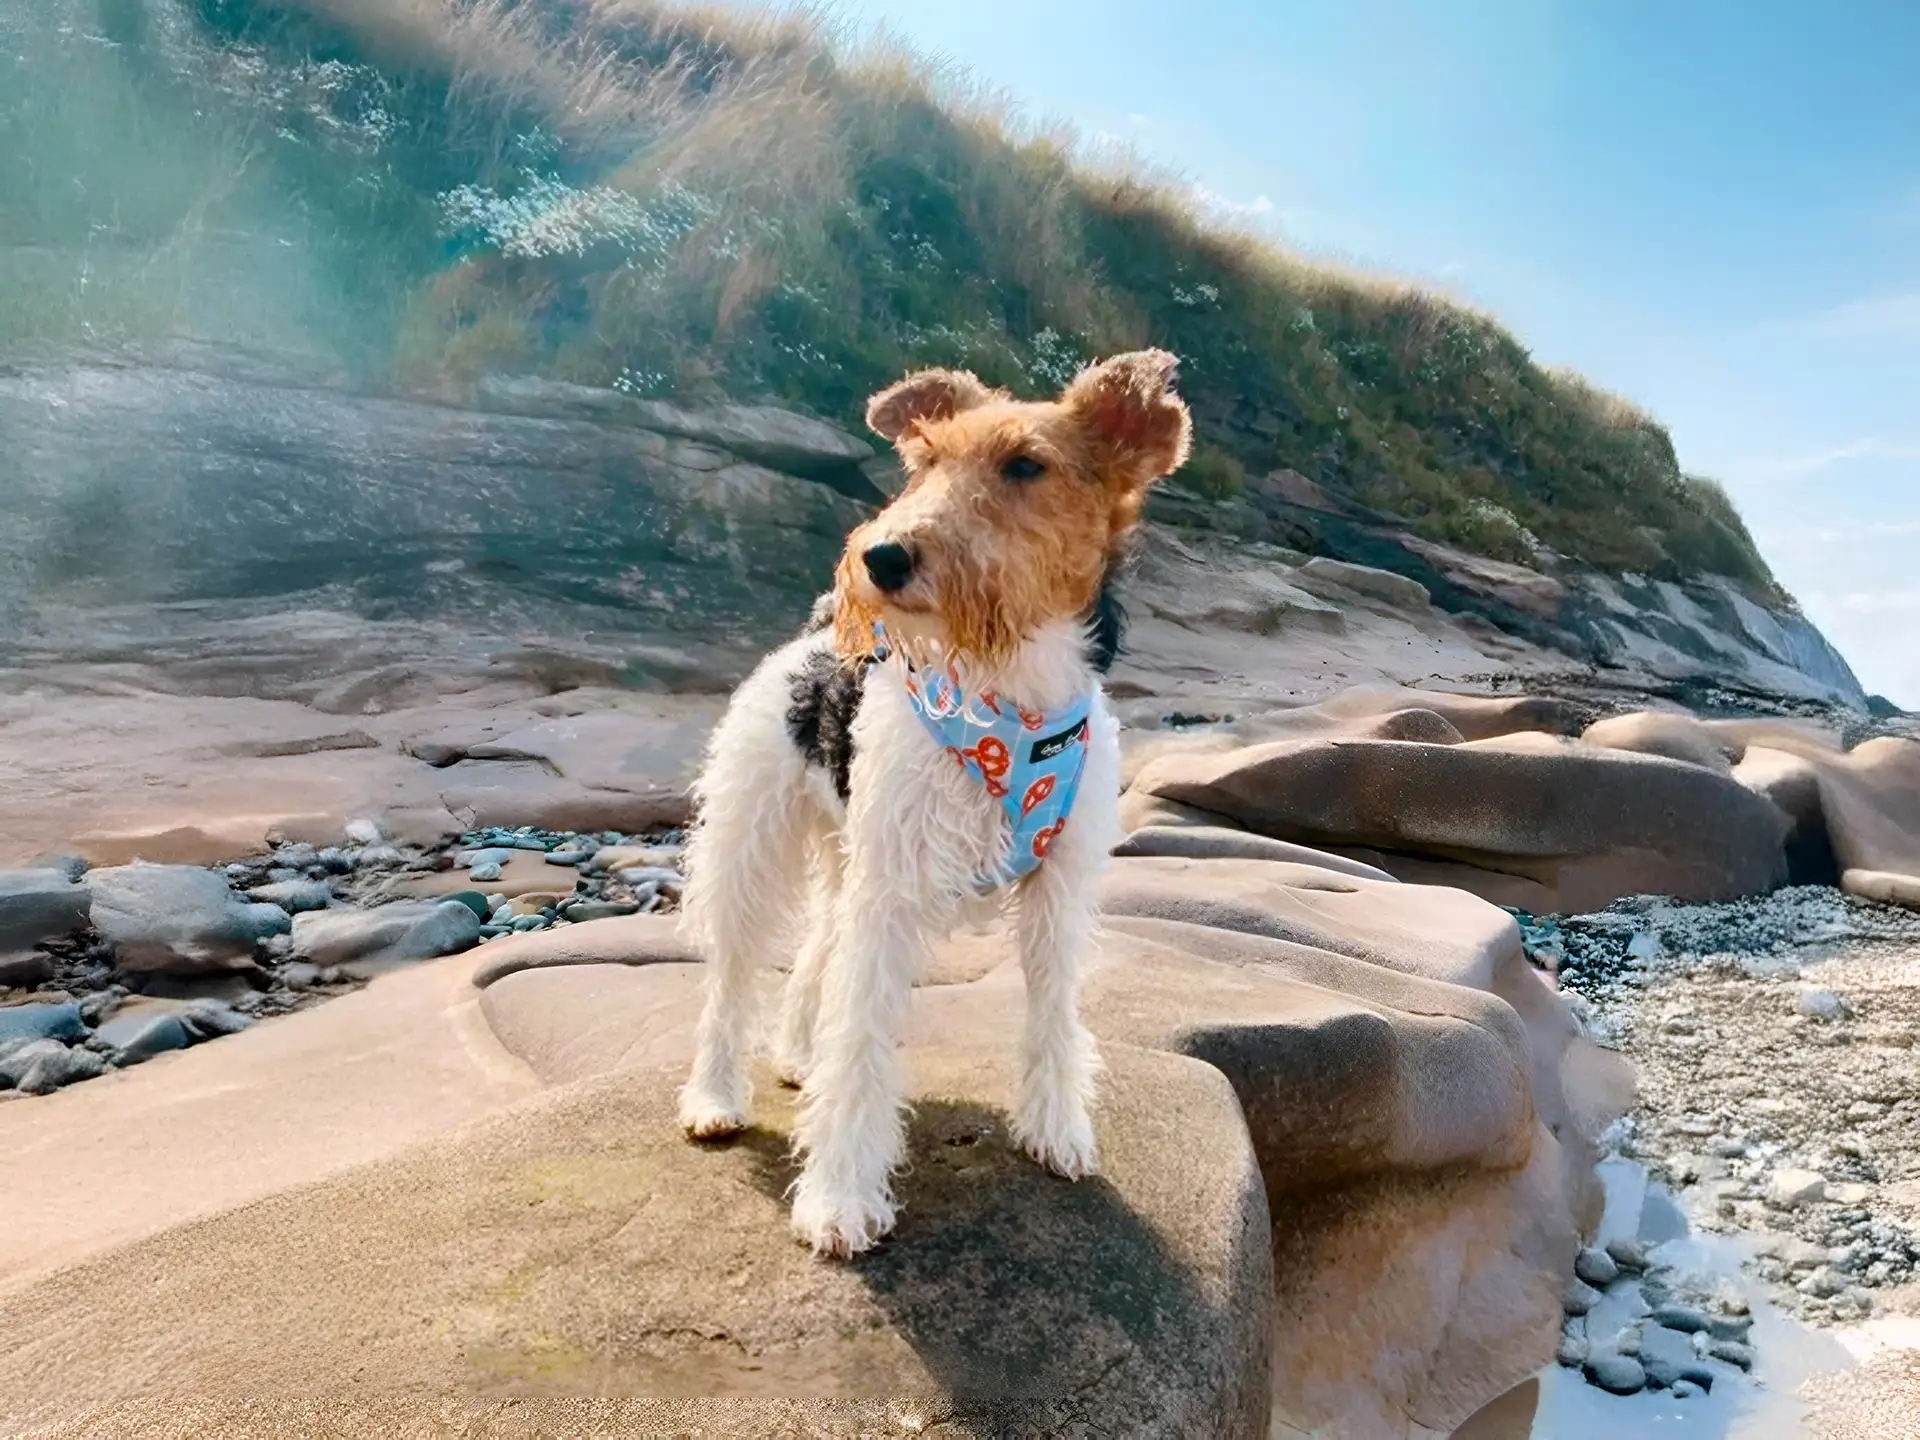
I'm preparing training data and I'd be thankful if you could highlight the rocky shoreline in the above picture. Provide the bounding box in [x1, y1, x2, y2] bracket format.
[0, 826, 683, 1098]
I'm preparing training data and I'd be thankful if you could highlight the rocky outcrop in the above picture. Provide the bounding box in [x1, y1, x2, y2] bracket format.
[0, 836, 1616, 1436]
[87, 862, 291, 974]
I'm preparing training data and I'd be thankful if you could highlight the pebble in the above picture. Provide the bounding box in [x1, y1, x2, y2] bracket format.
[1637, 1323, 1716, 1391]
[459, 847, 515, 869]
[1574, 1246, 1620, 1287]
[1563, 1279, 1602, 1316]
[1584, 1353, 1647, 1395]
[1796, 988, 1848, 1021]
[1604, 1238, 1650, 1272]
[1648, 1303, 1710, 1334]
[612, 862, 682, 884]
[316, 847, 354, 874]
[178, 1002, 254, 1041]
[469, 862, 503, 883]
[1556, 1334, 1588, 1368]
[561, 900, 641, 922]
[94, 1011, 191, 1066]
[248, 879, 335, 914]
[1708, 1340, 1755, 1370]
[1768, 1169, 1828, 1208]
[17, 1042, 105, 1094]
[278, 962, 321, 990]
[1670, 1379, 1705, 1399]
[509, 915, 548, 932]
[441, 891, 492, 924]
[545, 849, 596, 866]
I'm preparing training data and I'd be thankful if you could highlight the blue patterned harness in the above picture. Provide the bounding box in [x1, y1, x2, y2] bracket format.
[869, 636, 1093, 891]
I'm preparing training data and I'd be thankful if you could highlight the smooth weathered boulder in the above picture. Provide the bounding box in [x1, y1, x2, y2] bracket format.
[290, 899, 481, 976]
[1130, 732, 1791, 912]
[86, 864, 290, 974]
[1582, 710, 1743, 773]
[0, 1047, 1273, 1439]
[1296, 555, 1432, 609]
[0, 868, 92, 956]
[1113, 824, 1397, 881]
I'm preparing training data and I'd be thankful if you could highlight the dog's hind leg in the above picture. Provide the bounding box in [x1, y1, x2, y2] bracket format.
[772, 830, 842, 1089]
[679, 677, 816, 1139]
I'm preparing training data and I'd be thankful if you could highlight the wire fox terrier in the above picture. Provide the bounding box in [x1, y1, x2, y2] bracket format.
[677, 350, 1192, 1257]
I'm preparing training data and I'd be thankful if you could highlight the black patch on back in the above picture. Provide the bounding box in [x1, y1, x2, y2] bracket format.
[1084, 570, 1127, 674]
[786, 643, 866, 802]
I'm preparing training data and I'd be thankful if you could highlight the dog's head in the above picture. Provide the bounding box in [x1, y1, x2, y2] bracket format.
[833, 350, 1191, 668]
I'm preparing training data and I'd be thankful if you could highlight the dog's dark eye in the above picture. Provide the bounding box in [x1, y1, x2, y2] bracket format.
[1001, 454, 1045, 483]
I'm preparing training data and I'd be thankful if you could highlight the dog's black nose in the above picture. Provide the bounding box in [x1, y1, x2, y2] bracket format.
[862, 541, 915, 594]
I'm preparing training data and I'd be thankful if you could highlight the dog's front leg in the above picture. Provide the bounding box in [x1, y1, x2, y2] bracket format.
[1009, 822, 1104, 1180]
[788, 855, 939, 1258]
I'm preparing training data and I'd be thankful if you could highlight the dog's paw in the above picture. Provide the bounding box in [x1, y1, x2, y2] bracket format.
[1012, 1108, 1099, 1181]
[678, 1087, 748, 1140]
[790, 1178, 896, 1258]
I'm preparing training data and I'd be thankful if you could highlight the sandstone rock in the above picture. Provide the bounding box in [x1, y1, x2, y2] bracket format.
[1130, 732, 1790, 912]
[1307, 684, 1586, 742]
[87, 864, 290, 974]
[1582, 711, 1743, 773]
[0, 1048, 1273, 1438]
[0, 868, 92, 955]
[1392, 534, 1567, 620]
[1113, 825, 1398, 882]
[1296, 556, 1432, 609]
[290, 900, 480, 976]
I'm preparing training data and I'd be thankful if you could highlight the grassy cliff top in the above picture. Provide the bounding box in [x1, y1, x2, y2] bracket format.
[3, 0, 1779, 598]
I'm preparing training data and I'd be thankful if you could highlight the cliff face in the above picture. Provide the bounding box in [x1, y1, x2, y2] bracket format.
[0, 349, 1864, 714]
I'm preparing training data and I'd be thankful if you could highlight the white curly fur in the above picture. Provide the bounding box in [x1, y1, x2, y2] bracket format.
[678, 617, 1119, 1257]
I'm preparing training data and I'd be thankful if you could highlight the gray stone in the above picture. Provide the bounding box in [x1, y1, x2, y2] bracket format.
[1563, 1278, 1602, 1316]
[1574, 1246, 1620, 1287]
[247, 880, 335, 914]
[315, 848, 354, 874]
[1796, 988, 1849, 1021]
[509, 915, 548, 932]
[0, 868, 93, 953]
[1637, 1324, 1716, 1391]
[88, 864, 291, 974]
[1556, 1334, 1588, 1368]
[469, 862, 503, 883]
[1670, 1379, 1705, 1400]
[273, 844, 320, 870]
[1706, 1312, 1753, 1342]
[1584, 1353, 1647, 1395]
[1604, 1237, 1650, 1272]
[278, 962, 322, 990]
[1648, 1303, 1710, 1334]
[94, 1011, 191, 1065]
[440, 891, 492, 924]
[560, 900, 640, 922]
[1708, 1340, 1755, 1371]
[612, 866, 682, 889]
[458, 848, 515, 870]
[16, 1041, 105, 1094]
[290, 900, 481, 973]
[544, 850, 596, 867]
[177, 1002, 254, 1041]
[0, 1001, 86, 1045]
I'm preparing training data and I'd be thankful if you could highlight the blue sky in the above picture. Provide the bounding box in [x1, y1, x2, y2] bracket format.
[803, 0, 1920, 702]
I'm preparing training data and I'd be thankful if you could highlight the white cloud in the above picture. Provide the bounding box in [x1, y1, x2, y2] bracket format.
[1749, 436, 1920, 480]
[1798, 292, 1920, 337]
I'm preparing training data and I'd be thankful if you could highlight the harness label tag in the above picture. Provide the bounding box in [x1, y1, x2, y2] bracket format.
[1029, 717, 1088, 764]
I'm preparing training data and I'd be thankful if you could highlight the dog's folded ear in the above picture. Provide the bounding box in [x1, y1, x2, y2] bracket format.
[865, 368, 998, 442]
[1063, 349, 1192, 489]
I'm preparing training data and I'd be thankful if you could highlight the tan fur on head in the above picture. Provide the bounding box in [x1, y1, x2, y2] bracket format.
[833, 349, 1192, 669]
